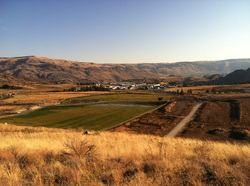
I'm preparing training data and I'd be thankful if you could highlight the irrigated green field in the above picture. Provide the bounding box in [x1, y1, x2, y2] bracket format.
[0, 104, 159, 130]
[61, 93, 173, 104]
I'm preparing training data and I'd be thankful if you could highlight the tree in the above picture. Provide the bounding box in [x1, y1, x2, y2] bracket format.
[2, 84, 10, 89]
[169, 81, 177, 86]
[158, 97, 163, 101]
[180, 89, 184, 95]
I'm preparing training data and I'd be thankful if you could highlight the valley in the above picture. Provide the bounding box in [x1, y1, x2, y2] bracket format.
[1, 82, 249, 143]
[2, 1, 249, 184]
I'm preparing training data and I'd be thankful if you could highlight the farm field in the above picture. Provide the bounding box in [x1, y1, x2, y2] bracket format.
[0, 103, 159, 130]
[0, 91, 110, 105]
[61, 92, 173, 104]
[166, 84, 250, 96]
[0, 89, 172, 130]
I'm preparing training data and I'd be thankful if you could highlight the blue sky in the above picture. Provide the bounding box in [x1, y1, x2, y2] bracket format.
[0, 0, 249, 63]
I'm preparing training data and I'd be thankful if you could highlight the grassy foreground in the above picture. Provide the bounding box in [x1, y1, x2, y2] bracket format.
[0, 104, 158, 130]
[0, 124, 249, 185]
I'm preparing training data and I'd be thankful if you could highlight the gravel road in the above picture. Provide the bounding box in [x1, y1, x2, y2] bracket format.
[165, 102, 203, 138]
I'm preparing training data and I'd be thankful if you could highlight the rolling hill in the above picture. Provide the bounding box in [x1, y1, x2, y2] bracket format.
[0, 56, 152, 83]
[0, 56, 250, 83]
[131, 59, 250, 77]
[213, 68, 250, 84]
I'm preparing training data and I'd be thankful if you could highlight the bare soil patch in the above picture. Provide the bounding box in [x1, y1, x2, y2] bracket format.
[179, 99, 250, 143]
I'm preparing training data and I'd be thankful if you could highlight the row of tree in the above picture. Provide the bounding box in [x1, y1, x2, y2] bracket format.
[67, 85, 110, 92]
[176, 89, 192, 95]
[1, 84, 22, 89]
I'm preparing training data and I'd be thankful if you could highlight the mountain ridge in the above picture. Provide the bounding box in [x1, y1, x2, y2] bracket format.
[213, 68, 250, 84]
[0, 56, 250, 83]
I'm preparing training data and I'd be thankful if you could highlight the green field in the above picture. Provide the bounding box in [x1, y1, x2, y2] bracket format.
[61, 93, 173, 104]
[0, 104, 159, 130]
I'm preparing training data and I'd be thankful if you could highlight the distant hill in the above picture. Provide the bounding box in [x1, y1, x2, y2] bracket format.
[131, 59, 250, 77]
[0, 56, 250, 83]
[213, 68, 250, 84]
[0, 56, 152, 83]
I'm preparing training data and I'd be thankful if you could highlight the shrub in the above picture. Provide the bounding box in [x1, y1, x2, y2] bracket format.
[158, 97, 163, 101]
[2, 84, 10, 89]
[64, 139, 96, 159]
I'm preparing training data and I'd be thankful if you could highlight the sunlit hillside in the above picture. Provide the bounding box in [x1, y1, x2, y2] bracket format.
[0, 123, 249, 185]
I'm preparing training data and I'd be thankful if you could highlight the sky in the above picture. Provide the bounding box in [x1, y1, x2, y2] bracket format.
[0, 0, 250, 63]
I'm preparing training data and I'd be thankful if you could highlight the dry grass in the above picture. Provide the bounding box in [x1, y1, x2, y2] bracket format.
[0, 123, 249, 185]
[212, 93, 250, 98]
[0, 91, 110, 105]
[166, 84, 250, 96]
[0, 106, 28, 113]
[167, 85, 217, 91]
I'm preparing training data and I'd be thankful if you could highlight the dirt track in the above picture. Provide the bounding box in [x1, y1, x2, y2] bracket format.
[165, 102, 203, 138]
[178, 99, 250, 142]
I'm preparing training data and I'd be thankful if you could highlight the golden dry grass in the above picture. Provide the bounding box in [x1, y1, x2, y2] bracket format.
[212, 93, 250, 98]
[166, 84, 250, 97]
[166, 85, 217, 92]
[0, 91, 111, 105]
[0, 105, 28, 112]
[0, 123, 249, 185]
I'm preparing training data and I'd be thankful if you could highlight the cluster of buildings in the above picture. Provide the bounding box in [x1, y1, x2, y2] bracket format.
[107, 83, 177, 91]
[0, 92, 18, 99]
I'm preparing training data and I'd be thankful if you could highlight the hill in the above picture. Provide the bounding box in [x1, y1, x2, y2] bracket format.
[214, 68, 250, 84]
[0, 123, 249, 185]
[132, 58, 250, 77]
[0, 74, 52, 87]
[0, 56, 152, 83]
[0, 56, 250, 83]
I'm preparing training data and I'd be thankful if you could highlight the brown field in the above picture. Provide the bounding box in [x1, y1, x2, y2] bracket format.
[1, 84, 112, 118]
[166, 84, 250, 97]
[179, 99, 250, 143]
[211, 93, 250, 98]
[0, 105, 29, 115]
[166, 85, 217, 93]
[111, 97, 250, 143]
[0, 123, 249, 185]
[0, 91, 110, 105]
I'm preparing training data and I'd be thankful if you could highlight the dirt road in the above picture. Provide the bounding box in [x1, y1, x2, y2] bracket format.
[165, 102, 203, 138]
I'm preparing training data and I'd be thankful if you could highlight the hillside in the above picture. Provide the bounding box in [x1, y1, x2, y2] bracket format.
[0, 74, 52, 87]
[214, 68, 250, 84]
[0, 123, 249, 185]
[132, 59, 250, 77]
[0, 56, 250, 83]
[0, 56, 153, 83]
